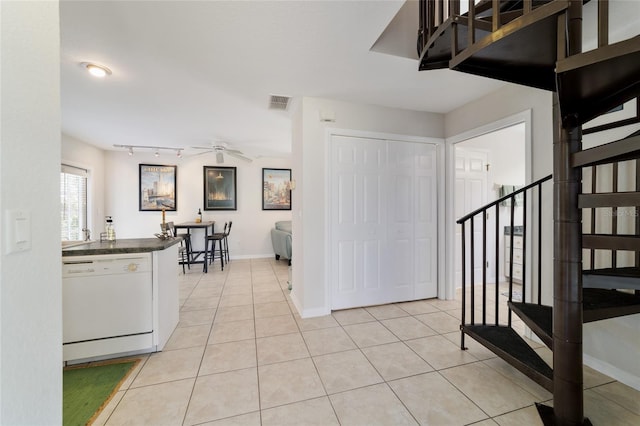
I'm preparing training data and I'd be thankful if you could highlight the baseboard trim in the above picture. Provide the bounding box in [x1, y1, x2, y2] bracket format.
[583, 353, 640, 391]
[229, 254, 275, 260]
[289, 290, 330, 319]
[300, 305, 331, 319]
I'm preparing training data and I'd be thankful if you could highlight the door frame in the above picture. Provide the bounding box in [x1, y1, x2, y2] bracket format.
[325, 128, 445, 309]
[444, 110, 533, 300]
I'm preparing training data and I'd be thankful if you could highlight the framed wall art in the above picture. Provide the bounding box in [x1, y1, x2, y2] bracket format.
[204, 166, 237, 210]
[583, 97, 640, 134]
[262, 168, 291, 210]
[139, 164, 177, 211]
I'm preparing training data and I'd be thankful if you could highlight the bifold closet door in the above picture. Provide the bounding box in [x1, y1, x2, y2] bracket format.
[331, 135, 438, 310]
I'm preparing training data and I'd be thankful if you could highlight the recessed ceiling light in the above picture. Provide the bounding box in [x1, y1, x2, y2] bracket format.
[81, 62, 112, 78]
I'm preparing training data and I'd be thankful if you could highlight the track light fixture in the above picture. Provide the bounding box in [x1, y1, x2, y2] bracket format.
[114, 144, 185, 158]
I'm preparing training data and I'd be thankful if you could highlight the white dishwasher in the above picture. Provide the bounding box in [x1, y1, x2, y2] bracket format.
[62, 253, 153, 362]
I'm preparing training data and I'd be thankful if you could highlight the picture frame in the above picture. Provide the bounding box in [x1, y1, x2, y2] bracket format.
[203, 166, 237, 210]
[139, 164, 177, 211]
[262, 168, 292, 210]
[583, 97, 640, 134]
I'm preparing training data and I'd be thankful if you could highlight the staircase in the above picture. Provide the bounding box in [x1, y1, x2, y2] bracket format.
[418, 1, 640, 425]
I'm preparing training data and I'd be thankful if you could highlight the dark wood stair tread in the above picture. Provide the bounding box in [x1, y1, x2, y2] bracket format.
[557, 35, 640, 127]
[583, 288, 640, 322]
[583, 267, 640, 291]
[508, 302, 553, 349]
[462, 324, 553, 392]
[572, 132, 640, 168]
[448, 0, 569, 91]
[578, 192, 640, 209]
[582, 234, 640, 251]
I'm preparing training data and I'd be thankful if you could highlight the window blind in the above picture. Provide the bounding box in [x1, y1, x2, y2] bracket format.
[60, 165, 88, 241]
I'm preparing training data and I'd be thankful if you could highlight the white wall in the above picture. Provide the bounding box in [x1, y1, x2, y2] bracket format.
[0, 1, 62, 423]
[104, 150, 292, 258]
[61, 133, 106, 238]
[292, 97, 444, 317]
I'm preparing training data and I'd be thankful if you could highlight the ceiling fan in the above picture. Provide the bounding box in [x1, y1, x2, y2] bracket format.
[191, 142, 253, 164]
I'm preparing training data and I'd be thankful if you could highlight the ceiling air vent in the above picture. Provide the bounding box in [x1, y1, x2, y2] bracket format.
[269, 95, 291, 111]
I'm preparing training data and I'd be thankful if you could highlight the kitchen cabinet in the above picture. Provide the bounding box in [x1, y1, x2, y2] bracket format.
[504, 227, 523, 283]
[62, 238, 181, 363]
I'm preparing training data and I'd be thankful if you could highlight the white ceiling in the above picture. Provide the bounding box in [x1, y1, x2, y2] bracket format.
[60, 0, 507, 157]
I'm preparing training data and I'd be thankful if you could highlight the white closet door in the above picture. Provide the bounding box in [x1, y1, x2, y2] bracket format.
[414, 143, 438, 298]
[331, 135, 387, 310]
[387, 142, 416, 302]
[331, 135, 439, 310]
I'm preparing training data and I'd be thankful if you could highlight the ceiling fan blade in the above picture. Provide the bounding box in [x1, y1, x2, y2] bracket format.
[191, 146, 216, 150]
[191, 150, 213, 157]
[225, 151, 253, 162]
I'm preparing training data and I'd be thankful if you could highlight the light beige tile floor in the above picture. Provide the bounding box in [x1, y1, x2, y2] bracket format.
[95, 258, 640, 425]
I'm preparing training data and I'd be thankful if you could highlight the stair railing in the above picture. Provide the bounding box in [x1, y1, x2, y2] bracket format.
[418, 0, 525, 57]
[419, 1, 613, 67]
[583, 157, 640, 278]
[457, 174, 552, 349]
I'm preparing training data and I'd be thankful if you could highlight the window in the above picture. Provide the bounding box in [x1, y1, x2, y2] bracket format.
[60, 165, 88, 241]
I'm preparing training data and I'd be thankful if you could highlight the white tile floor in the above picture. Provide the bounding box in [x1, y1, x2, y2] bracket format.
[94, 258, 640, 425]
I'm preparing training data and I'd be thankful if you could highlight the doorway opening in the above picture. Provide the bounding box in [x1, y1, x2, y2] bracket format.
[454, 123, 526, 290]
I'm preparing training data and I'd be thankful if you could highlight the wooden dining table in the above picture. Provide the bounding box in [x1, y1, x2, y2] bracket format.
[173, 221, 215, 272]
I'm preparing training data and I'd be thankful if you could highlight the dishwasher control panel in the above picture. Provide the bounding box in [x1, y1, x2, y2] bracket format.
[63, 253, 151, 277]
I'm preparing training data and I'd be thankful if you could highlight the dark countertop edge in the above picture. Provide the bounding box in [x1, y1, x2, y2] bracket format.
[62, 237, 183, 256]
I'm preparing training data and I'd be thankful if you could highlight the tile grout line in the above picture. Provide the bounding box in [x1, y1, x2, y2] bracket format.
[181, 265, 227, 426]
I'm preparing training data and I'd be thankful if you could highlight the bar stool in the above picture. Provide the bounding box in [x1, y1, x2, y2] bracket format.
[222, 221, 232, 262]
[205, 222, 227, 271]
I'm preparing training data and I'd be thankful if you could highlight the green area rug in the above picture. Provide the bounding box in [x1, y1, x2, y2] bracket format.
[63, 359, 139, 426]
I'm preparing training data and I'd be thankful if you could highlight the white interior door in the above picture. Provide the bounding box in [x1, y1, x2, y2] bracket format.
[331, 135, 438, 309]
[454, 148, 488, 288]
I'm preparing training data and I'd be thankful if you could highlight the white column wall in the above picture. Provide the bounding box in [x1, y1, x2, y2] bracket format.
[0, 1, 62, 423]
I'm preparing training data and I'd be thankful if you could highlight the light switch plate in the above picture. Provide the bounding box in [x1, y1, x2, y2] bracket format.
[5, 209, 31, 254]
